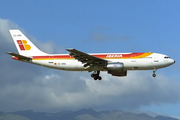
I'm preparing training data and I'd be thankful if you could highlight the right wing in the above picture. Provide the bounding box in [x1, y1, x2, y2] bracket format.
[66, 48, 108, 68]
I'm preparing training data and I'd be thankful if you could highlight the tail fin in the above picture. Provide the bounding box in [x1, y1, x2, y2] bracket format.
[9, 30, 48, 56]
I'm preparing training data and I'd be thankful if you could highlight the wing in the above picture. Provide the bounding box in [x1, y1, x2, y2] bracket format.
[66, 48, 108, 68]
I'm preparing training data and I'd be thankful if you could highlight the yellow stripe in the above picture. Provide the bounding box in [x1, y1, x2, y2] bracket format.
[138, 53, 153, 58]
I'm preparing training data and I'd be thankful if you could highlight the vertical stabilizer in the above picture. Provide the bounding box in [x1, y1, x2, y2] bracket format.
[9, 30, 48, 56]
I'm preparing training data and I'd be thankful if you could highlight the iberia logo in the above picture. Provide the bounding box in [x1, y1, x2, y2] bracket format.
[17, 40, 31, 50]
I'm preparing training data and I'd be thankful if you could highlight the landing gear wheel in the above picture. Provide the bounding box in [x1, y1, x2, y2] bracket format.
[93, 76, 102, 80]
[91, 70, 102, 80]
[98, 76, 102, 80]
[91, 74, 95, 78]
[94, 76, 98, 80]
[152, 74, 156, 77]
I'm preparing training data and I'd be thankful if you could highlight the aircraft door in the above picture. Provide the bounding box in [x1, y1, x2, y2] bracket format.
[154, 55, 159, 62]
[131, 55, 139, 69]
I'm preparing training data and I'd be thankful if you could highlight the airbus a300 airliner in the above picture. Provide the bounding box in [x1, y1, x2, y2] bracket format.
[7, 30, 175, 80]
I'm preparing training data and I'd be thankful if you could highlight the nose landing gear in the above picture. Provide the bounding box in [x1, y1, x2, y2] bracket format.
[152, 69, 157, 77]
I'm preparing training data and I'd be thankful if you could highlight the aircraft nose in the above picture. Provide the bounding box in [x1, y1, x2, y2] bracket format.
[167, 58, 175, 65]
[171, 59, 175, 64]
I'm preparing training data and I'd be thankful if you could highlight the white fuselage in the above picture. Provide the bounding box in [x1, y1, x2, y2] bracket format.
[31, 53, 175, 72]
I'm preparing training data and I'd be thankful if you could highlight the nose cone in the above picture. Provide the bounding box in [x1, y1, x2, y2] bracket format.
[170, 59, 175, 65]
[164, 58, 175, 67]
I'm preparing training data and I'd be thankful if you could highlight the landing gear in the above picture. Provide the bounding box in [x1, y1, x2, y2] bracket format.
[152, 69, 157, 77]
[152, 73, 156, 77]
[91, 71, 102, 80]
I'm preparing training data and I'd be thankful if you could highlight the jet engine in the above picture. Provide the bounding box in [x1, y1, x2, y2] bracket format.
[106, 62, 127, 77]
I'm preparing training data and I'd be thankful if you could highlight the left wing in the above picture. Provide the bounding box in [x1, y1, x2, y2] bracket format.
[7, 52, 32, 61]
[66, 48, 108, 68]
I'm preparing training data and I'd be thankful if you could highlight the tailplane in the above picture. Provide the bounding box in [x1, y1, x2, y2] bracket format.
[9, 30, 48, 57]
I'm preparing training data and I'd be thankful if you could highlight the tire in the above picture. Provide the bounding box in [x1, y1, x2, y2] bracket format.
[98, 76, 102, 80]
[91, 74, 95, 77]
[94, 77, 98, 80]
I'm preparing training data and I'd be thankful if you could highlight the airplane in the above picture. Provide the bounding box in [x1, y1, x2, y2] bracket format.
[7, 30, 175, 80]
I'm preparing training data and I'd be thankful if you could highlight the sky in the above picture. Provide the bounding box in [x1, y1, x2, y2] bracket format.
[0, 0, 180, 118]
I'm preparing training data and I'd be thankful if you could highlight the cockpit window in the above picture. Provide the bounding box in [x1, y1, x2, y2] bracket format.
[164, 56, 170, 59]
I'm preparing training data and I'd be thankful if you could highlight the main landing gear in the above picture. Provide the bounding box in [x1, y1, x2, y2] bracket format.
[152, 69, 157, 77]
[91, 71, 102, 80]
[91, 66, 102, 80]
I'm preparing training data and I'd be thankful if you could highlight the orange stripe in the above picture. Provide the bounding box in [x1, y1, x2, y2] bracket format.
[32, 53, 153, 60]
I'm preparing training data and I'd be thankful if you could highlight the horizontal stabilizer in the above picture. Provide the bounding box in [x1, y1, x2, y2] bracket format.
[6, 52, 32, 61]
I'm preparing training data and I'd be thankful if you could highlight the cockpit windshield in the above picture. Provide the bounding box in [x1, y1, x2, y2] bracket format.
[164, 56, 170, 59]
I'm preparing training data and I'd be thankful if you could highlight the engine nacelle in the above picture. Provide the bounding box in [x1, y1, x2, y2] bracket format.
[108, 70, 127, 77]
[106, 62, 127, 77]
[107, 62, 124, 71]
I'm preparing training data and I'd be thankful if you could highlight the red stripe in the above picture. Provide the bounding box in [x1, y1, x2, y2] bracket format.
[33, 55, 71, 59]
[32, 53, 146, 59]
[19, 45, 25, 50]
